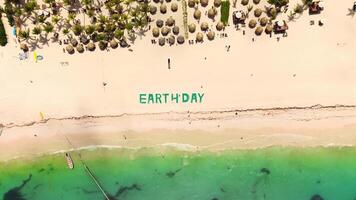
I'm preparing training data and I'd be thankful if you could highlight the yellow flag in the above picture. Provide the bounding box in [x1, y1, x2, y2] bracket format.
[40, 112, 45, 120]
[34, 51, 37, 62]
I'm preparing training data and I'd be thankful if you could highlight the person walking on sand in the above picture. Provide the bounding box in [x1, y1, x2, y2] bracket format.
[168, 58, 171, 69]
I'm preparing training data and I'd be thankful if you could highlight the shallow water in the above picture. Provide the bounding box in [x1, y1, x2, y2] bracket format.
[1, 147, 356, 200]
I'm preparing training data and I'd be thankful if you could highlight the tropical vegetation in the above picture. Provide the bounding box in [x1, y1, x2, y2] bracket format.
[220, 0, 230, 25]
[0, 0, 151, 52]
[0, 15, 8, 46]
[268, 0, 289, 7]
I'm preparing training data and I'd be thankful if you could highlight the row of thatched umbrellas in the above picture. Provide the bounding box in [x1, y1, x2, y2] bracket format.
[65, 39, 128, 54]
[150, 0, 222, 7]
[156, 16, 176, 27]
[248, 18, 270, 28]
[152, 21, 222, 37]
[157, 35, 184, 46]
[247, 13, 274, 36]
[187, 0, 222, 8]
[155, 30, 215, 46]
[149, 3, 179, 15]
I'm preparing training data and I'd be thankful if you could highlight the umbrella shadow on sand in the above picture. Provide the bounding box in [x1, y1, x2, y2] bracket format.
[3, 174, 32, 200]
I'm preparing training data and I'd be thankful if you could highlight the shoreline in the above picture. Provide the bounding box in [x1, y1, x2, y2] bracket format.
[1, 104, 356, 161]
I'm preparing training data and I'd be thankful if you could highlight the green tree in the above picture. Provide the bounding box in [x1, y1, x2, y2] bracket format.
[18, 29, 31, 41]
[294, 3, 303, 13]
[43, 22, 54, 34]
[267, 0, 289, 7]
[72, 24, 83, 35]
[67, 12, 76, 22]
[51, 15, 61, 24]
[32, 26, 42, 35]
[98, 14, 108, 24]
[85, 24, 96, 35]
[114, 29, 123, 39]
[0, 17, 8, 46]
[23, 0, 38, 16]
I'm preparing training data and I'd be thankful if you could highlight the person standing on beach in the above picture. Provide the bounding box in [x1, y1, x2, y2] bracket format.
[168, 58, 171, 69]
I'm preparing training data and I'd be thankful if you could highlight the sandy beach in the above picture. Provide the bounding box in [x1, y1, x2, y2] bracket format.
[1, 105, 356, 161]
[0, 0, 356, 161]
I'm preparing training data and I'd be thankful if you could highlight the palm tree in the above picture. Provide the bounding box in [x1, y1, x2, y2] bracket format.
[293, 3, 303, 14]
[32, 26, 42, 36]
[23, 0, 38, 17]
[81, 0, 92, 9]
[67, 12, 76, 22]
[114, 29, 124, 39]
[51, 15, 61, 24]
[43, 22, 54, 34]
[98, 14, 108, 24]
[85, 24, 96, 35]
[267, 0, 289, 7]
[72, 24, 83, 36]
[105, 22, 116, 33]
[18, 29, 31, 41]
[62, 28, 70, 37]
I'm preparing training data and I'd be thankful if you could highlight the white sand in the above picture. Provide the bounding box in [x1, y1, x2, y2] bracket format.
[1, 105, 356, 161]
[0, 0, 356, 160]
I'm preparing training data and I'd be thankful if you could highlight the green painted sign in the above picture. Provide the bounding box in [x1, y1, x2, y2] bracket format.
[139, 93, 205, 104]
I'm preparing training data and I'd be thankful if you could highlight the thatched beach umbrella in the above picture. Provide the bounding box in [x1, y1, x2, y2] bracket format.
[87, 42, 96, 51]
[66, 45, 75, 54]
[208, 8, 217, 19]
[168, 35, 175, 45]
[110, 39, 118, 49]
[253, 0, 260, 4]
[249, 19, 257, 28]
[255, 26, 263, 35]
[200, 0, 208, 7]
[70, 38, 78, 47]
[268, 7, 277, 18]
[207, 31, 215, 40]
[80, 36, 89, 45]
[20, 43, 29, 52]
[160, 4, 167, 14]
[265, 24, 273, 34]
[76, 44, 84, 53]
[166, 17, 175, 26]
[171, 3, 178, 12]
[254, 8, 262, 17]
[177, 35, 185, 44]
[166, 0, 171, 3]
[260, 17, 268, 26]
[98, 41, 108, 50]
[172, 26, 180, 35]
[241, 0, 249, 6]
[120, 39, 128, 48]
[97, 24, 104, 32]
[216, 21, 224, 31]
[153, 0, 160, 3]
[156, 19, 164, 27]
[214, 0, 221, 7]
[152, 27, 160, 37]
[196, 32, 204, 42]
[161, 27, 170, 36]
[158, 37, 165, 46]
[194, 9, 202, 20]
[188, 0, 195, 8]
[188, 23, 196, 33]
[149, 5, 157, 15]
[200, 22, 209, 31]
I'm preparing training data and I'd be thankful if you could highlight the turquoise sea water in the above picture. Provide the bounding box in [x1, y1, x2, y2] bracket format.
[1, 147, 356, 200]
